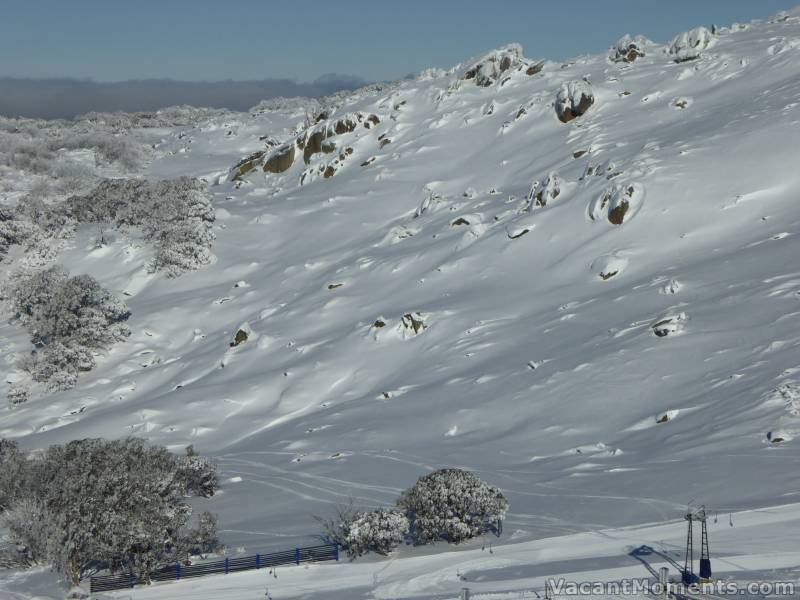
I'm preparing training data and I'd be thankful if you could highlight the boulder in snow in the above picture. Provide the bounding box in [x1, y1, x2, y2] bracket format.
[529, 172, 561, 208]
[555, 80, 595, 123]
[589, 182, 645, 225]
[590, 254, 628, 280]
[651, 312, 687, 337]
[669, 27, 714, 62]
[401, 312, 427, 335]
[611, 35, 648, 63]
[230, 322, 252, 347]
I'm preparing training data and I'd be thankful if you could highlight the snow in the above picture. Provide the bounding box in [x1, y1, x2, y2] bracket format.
[4, 5, 800, 598]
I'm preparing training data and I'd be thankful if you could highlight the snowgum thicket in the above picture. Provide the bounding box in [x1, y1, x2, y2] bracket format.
[0, 438, 219, 585]
[9, 265, 131, 400]
[320, 468, 508, 557]
[318, 503, 410, 557]
[66, 177, 216, 276]
[399, 469, 508, 544]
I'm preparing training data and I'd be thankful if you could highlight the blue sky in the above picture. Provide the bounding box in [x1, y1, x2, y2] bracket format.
[0, 0, 797, 82]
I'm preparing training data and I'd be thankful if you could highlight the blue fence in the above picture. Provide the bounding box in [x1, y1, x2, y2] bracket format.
[89, 544, 339, 593]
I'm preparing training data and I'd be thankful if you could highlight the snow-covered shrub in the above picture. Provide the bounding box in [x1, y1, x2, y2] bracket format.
[398, 468, 508, 544]
[0, 438, 218, 585]
[11, 266, 130, 394]
[555, 80, 595, 123]
[47, 131, 144, 170]
[669, 27, 714, 62]
[317, 502, 409, 557]
[611, 35, 648, 63]
[345, 509, 409, 556]
[67, 177, 215, 276]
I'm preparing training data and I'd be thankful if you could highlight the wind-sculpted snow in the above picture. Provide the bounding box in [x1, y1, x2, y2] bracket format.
[2, 11, 800, 587]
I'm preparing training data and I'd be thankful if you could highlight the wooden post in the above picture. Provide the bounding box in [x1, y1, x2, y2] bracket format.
[256, 553, 261, 569]
[225, 557, 230, 574]
[176, 562, 181, 581]
[295, 548, 301, 565]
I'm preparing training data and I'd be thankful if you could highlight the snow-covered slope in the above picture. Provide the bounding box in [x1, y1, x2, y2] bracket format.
[3, 7, 800, 586]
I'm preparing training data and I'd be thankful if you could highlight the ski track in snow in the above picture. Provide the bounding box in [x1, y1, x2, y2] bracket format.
[4, 7, 800, 598]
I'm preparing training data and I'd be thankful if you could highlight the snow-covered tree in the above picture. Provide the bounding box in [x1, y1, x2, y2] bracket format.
[398, 468, 508, 544]
[0, 439, 26, 512]
[176, 445, 219, 498]
[0, 438, 219, 585]
[344, 509, 409, 556]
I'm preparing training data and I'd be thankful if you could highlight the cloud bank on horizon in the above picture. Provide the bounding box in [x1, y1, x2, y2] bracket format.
[0, 74, 369, 120]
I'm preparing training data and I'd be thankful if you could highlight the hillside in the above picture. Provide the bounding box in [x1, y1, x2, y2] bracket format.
[3, 7, 800, 597]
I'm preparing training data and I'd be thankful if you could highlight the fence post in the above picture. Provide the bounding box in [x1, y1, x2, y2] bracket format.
[256, 553, 261, 569]
[295, 548, 301, 565]
[130, 573, 136, 588]
[225, 557, 230, 574]
[176, 562, 181, 581]
[335, 544, 340, 561]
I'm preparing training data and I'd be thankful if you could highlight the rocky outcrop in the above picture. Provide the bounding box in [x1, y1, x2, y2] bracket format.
[229, 150, 265, 181]
[669, 27, 714, 62]
[611, 35, 648, 63]
[555, 80, 594, 123]
[462, 44, 547, 87]
[263, 144, 296, 174]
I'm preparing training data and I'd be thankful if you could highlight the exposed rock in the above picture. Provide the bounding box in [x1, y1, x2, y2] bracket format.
[361, 157, 376, 167]
[452, 217, 471, 226]
[611, 35, 648, 63]
[263, 143, 296, 173]
[328, 283, 343, 290]
[380, 138, 392, 149]
[669, 27, 714, 62]
[463, 44, 524, 87]
[591, 254, 628, 280]
[655, 409, 679, 423]
[323, 165, 336, 178]
[573, 149, 588, 159]
[651, 312, 688, 337]
[401, 312, 426, 334]
[303, 129, 327, 163]
[507, 227, 531, 240]
[589, 182, 645, 225]
[231, 328, 248, 347]
[555, 80, 595, 123]
[525, 60, 545, 75]
[373, 318, 386, 328]
[229, 150, 265, 180]
[529, 172, 561, 208]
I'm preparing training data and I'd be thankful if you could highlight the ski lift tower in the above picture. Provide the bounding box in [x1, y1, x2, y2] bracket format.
[683, 505, 712, 585]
